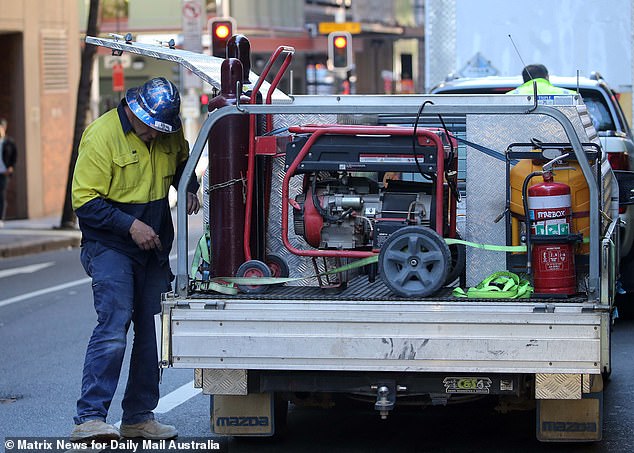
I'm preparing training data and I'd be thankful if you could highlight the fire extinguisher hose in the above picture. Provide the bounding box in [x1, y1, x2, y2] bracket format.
[522, 171, 544, 275]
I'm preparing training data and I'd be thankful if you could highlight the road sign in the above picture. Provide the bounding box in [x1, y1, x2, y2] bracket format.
[318, 22, 362, 35]
[182, 0, 204, 89]
[112, 62, 125, 92]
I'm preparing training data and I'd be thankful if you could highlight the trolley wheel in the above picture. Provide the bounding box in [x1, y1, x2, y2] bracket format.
[265, 254, 290, 279]
[378, 226, 450, 298]
[236, 260, 271, 294]
[445, 234, 466, 285]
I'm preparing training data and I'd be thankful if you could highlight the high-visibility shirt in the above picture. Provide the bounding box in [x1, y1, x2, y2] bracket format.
[506, 78, 576, 95]
[72, 101, 197, 265]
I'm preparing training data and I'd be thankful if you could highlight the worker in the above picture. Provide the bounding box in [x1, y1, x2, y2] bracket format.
[507, 64, 576, 95]
[70, 77, 200, 441]
[0, 117, 17, 227]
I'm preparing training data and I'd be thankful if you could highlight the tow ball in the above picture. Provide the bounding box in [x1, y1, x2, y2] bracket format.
[372, 383, 407, 419]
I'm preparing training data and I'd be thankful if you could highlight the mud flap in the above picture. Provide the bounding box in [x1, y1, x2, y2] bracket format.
[211, 393, 275, 436]
[536, 375, 603, 442]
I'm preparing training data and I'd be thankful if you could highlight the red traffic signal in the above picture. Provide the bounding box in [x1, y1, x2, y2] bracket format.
[328, 32, 353, 71]
[210, 18, 235, 58]
[200, 93, 210, 114]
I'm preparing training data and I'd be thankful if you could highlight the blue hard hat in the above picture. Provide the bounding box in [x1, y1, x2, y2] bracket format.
[125, 77, 181, 133]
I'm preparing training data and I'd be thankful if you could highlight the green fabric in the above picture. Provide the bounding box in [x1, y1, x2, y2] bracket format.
[507, 78, 576, 95]
[191, 254, 380, 293]
[444, 238, 526, 252]
[214, 255, 379, 286]
[194, 280, 239, 295]
[189, 231, 533, 296]
[453, 271, 533, 299]
[190, 236, 526, 279]
[191, 224, 211, 278]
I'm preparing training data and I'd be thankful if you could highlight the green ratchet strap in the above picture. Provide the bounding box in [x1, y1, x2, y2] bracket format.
[191, 253, 380, 294]
[216, 255, 379, 286]
[190, 232, 530, 294]
[194, 280, 239, 296]
[445, 238, 526, 253]
[190, 225, 211, 278]
[452, 271, 533, 299]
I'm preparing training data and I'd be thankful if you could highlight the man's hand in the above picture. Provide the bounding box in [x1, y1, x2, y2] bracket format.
[187, 192, 200, 215]
[129, 219, 163, 251]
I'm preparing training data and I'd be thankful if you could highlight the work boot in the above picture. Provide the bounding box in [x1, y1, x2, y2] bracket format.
[119, 419, 178, 439]
[70, 419, 120, 441]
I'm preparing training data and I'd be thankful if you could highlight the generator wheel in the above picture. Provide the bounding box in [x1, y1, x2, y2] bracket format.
[236, 260, 271, 294]
[379, 226, 450, 297]
[445, 234, 466, 286]
[266, 254, 290, 279]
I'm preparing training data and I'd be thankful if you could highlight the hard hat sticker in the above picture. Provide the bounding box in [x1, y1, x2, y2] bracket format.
[154, 120, 173, 132]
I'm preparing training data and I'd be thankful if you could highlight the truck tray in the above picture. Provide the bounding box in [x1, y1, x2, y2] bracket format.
[165, 276, 602, 374]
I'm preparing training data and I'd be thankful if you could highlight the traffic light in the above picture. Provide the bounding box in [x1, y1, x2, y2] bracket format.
[200, 93, 210, 115]
[328, 31, 353, 71]
[210, 18, 235, 58]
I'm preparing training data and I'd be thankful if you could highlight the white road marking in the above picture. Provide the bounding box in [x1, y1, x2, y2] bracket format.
[155, 380, 202, 413]
[114, 380, 201, 427]
[0, 228, 80, 237]
[0, 278, 91, 308]
[0, 251, 194, 309]
[0, 262, 55, 278]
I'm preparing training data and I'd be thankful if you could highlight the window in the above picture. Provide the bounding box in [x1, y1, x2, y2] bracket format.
[577, 89, 615, 132]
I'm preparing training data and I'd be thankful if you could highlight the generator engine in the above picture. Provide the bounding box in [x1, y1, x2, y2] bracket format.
[293, 173, 433, 250]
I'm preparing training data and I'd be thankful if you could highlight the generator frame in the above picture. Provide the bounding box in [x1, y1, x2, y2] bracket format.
[174, 95, 606, 300]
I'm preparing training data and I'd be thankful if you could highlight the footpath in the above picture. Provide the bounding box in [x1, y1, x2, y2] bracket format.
[0, 209, 202, 259]
[0, 216, 81, 258]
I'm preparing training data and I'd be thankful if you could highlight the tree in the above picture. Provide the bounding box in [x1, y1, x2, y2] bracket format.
[60, 0, 100, 229]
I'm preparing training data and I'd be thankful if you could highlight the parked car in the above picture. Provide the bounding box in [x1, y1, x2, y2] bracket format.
[431, 73, 634, 291]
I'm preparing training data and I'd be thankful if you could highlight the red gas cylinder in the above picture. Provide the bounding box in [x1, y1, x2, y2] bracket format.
[207, 58, 250, 277]
[527, 172, 576, 295]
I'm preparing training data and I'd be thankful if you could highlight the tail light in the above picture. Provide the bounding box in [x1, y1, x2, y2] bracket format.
[607, 152, 629, 170]
[608, 152, 630, 213]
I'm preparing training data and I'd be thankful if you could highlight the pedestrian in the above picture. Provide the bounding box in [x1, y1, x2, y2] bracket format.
[507, 63, 576, 95]
[0, 118, 17, 227]
[70, 77, 200, 441]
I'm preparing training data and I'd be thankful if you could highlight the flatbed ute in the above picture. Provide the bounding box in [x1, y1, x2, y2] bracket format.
[85, 35, 631, 443]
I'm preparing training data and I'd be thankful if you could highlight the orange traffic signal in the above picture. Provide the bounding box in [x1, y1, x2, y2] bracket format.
[214, 24, 230, 40]
[328, 32, 352, 70]
[210, 18, 235, 58]
[334, 36, 348, 49]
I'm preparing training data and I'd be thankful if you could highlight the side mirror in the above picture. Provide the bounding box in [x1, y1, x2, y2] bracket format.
[614, 170, 634, 205]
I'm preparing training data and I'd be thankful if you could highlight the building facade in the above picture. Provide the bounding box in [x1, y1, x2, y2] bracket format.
[91, 0, 422, 107]
[0, 0, 80, 220]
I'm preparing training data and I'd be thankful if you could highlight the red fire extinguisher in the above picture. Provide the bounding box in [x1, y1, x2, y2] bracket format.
[527, 171, 576, 294]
